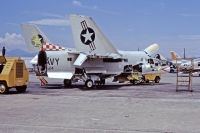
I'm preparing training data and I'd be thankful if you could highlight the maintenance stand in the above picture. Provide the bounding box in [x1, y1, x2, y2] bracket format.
[176, 58, 193, 92]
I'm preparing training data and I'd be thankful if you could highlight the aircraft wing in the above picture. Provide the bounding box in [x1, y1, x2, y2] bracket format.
[47, 72, 73, 79]
[72, 52, 123, 67]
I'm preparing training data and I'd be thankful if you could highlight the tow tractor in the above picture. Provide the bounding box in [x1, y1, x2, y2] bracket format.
[128, 72, 161, 84]
[114, 63, 161, 84]
[0, 56, 29, 94]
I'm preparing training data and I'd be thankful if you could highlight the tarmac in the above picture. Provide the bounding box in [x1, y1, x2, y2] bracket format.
[0, 73, 200, 133]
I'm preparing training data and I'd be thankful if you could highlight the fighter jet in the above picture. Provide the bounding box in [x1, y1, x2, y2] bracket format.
[21, 14, 165, 88]
[170, 51, 200, 72]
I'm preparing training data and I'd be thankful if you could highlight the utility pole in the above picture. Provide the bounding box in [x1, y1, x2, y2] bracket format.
[183, 48, 186, 59]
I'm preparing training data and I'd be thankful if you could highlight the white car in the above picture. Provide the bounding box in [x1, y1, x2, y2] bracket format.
[192, 72, 200, 77]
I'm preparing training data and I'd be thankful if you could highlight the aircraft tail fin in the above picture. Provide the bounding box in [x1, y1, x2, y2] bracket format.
[21, 24, 65, 52]
[69, 14, 119, 56]
[170, 51, 181, 60]
[144, 43, 159, 55]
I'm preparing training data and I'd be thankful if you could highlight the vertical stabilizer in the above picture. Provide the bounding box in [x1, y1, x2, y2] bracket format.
[170, 51, 181, 60]
[21, 24, 65, 51]
[21, 24, 50, 52]
[70, 15, 119, 55]
[144, 43, 159, 55]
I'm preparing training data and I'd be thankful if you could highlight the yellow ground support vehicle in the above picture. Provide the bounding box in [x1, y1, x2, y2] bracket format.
[127, 72, 161, 84]
[115, 71, 161, 84]
[114, 63, 161, 84]
[142, 73, 161, 83]
[0, 56, 29, 94]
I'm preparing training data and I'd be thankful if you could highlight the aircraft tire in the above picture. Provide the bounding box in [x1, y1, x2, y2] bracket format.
[64, 79, 72, 87]
[170, 69, 174, 73]
[100, 79, 105, 85]
[85, 79, 93, 89]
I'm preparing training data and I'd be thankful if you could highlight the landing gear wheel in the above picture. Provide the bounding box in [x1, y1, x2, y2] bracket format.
[64, 79, 72, 87]
[130, 80, 136, 85]
[170, 69, 174, 73]
[100, 79, 105, 85]
[16, 85, 27, 93]
[155, 76, 160, 83]
[0, 83, 8, 94]
[85, 79, 93, 89]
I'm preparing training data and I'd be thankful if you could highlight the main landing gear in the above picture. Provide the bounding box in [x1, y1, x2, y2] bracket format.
[73, 68, 106, 89]
[85, 79, 93, 89]
[85, 78, 106, 89]
[63, 78, 104, 89]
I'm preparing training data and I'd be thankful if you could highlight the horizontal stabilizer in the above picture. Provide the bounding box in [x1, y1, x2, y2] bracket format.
[158, 54, 167, 60]
[154, 53, 167, 61]
[47, 72, 73, 79]
[73, 53, 87, 66]
[30, 55, 38, 65]
[144, 43, 159, 55]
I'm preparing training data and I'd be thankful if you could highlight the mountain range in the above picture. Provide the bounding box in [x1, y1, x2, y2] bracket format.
[6, 49, 36, 57]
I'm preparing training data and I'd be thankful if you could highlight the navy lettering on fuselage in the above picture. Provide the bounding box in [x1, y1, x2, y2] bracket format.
[47, 57, 59, 66]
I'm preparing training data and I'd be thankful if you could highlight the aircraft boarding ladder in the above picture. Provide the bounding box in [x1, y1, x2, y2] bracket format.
[176, 58, 194, 92]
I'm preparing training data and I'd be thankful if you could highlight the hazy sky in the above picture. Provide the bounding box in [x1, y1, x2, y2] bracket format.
[1, 0, 200, 58]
